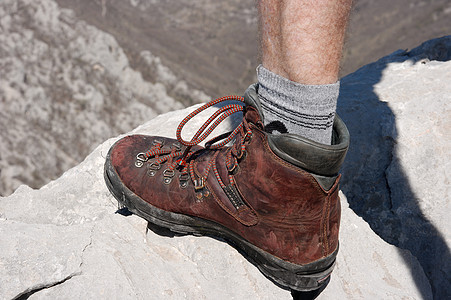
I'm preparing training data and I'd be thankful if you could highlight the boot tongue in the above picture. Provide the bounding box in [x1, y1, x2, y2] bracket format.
[243, 84, 265, 123]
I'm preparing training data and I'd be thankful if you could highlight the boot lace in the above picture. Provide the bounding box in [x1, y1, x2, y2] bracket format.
[135, 95, 253, 191]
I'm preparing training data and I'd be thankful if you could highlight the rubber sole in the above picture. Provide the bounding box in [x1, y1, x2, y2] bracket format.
[104, 154, 337, 292]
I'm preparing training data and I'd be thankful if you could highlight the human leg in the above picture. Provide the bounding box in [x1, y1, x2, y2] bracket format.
[257, 0, 353, 144]
[259, 0, 352, 84]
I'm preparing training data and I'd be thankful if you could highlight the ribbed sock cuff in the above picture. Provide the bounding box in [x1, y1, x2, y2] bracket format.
[257, 65, 339, 144]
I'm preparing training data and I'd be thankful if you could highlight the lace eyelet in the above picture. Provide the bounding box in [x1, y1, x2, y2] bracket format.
[227, 163, 240, 175]
[227, 162, 237, 173]
[148, 161, 161, 170]
[152, 138, 164, 146]
[135, 152, 148, 168]
[179, 173, 189, 181]
[179, 173, 189, 188]
[237, 149, 247, 160]
[163, 169, 175, 177]
[136, 152, 147, 161]
[172, 142, 182, 150]
[179, 181, 188, 188]
[194, 178, 205, 191]
[195, 192, 203, 201]
[162, 169, 175, 184]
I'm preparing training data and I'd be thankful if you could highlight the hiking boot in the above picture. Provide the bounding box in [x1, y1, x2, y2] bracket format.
[104, 84, 350, 291]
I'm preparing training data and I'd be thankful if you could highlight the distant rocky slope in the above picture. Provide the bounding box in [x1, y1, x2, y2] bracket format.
[55, 0, 259, 97]
[55, 0, 451, 95]
[1, 37, 449, 299]
[343, 0, 451, 76]
[0, 0, 208, 196]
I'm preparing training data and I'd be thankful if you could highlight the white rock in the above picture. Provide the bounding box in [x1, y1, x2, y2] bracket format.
[0, 222, 91, 300]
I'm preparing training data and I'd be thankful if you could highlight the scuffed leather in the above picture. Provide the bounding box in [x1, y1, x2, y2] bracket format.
[109, 84, 348, 265]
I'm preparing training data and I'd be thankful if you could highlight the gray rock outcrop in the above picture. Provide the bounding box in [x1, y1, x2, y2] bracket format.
[0, 0, 208, 197]
[2, 36, 451, 299]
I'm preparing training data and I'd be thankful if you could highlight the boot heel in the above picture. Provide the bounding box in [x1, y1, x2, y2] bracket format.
[247, 243, 338, 291]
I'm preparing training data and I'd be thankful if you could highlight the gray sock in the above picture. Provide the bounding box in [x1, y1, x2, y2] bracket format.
[257, 65, 339, 145]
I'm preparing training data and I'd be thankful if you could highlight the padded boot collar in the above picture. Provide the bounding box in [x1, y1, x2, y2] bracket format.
[244, 84, 350, 176]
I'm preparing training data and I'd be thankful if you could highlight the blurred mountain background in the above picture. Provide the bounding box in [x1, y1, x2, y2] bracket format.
[1, 0, 450, 196]
[55, 0, 451, 95]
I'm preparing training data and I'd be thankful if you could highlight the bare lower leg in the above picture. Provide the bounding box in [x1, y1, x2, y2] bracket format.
[259, 0, 353, 84]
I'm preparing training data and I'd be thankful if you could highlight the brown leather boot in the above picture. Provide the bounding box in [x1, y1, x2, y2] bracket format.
[104, 84, 349, 291]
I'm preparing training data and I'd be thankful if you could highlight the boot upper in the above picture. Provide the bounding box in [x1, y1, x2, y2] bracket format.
[108, 84, 349, 265]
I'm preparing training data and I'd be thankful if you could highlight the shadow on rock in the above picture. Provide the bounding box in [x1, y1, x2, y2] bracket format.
[337, 36, 451, 299]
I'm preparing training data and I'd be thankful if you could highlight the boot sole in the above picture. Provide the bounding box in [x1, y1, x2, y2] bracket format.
[104, 153, 337, 292]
